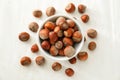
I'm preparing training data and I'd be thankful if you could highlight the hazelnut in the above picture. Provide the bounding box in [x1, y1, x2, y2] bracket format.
[54, 26, 61, 33]
[44, 21, 55, 31]
[72, 31, 82, 42]
[87, 29, 97, 38]
[74, 26, 79, 31]
[31, 44, 39, 53]
[52, 62, 62, 71]
[64, 46, 75, 57]
[49, 32, 58, 44]
[81, 14, 89, 23]
[63, 37, 73, 46]
[54, 26, 63, 37]
[20, 56, 31, 66]
[65, 3, 75, 13]
[35, 56, 45, 65]
[65, 68, 74, 77]
[28, 22, 39, 32]
[66, 19, 75, 28]
[56, 17, 66, 26]
[55, 41, 63, 49]
[78, 4, 86, 13]
[58, 49, 65, 56]
[41, 41, 50, 50]
[77, 51, 88, 61]
[60, 22, 69, 30]
[69, 57, 76, 64]
[39, 29, 49, 40]
[64, 28, 74, 37]
[50, 45, 58, 56]
[19, 32, 30, 41]
[88, 41, 96, 50]
[33, 10, 42, 18]
[46, 7, 56, 16]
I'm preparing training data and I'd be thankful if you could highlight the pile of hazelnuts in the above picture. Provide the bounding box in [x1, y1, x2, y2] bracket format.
[19, 3, 97, 77]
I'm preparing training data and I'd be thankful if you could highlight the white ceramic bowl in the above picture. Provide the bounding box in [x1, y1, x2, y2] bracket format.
[37, 14, 84, 61]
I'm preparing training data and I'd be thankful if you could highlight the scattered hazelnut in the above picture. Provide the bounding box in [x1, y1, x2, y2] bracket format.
[88, 41, 96, 50]
[65, 3, 75, 13]
[63, 37, 73, 46]
[78, 4, 86, 13]
[39, 29, 49, 40]
[72, 31, 82, 42]
[44, 21, 55, 31]
[64, 46, 75, 57]
[49, 32, 58, 44]
[52, 62, 62, 71]
[69, 57, 77, 64]
[66, 19, 75, 28]
[35, 56, 45, 65]
[50, 45, 58, 56]
[56, 17, 66, 26]
[55, 41, 63, 49]
[54, 26, 63, 37]
[19, 32, 30, 41]
[46, 7, 56, 16]
[77, 51, 88, 61]
[58, 49, 65, 56]
[20, 56, 31, 66]
[33, 10, 42, 18]
[31, 44, 39, 53]
[65, 68, 74, 77]
[64, 28, 74, 37]
[81, 14, 89, 23]
[28, 22, 39, 32]
[87, 29, 97, 38]
[41, 41, 50, 50]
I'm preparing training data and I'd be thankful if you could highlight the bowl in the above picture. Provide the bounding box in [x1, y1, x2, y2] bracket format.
[37, 14, 84, 61]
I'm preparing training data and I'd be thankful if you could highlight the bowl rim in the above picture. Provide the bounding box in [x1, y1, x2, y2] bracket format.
[37, 14, 84, 61]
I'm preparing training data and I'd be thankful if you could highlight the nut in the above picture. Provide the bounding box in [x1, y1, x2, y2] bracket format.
[49, 32, 58, 44]
[69, 57, 76, 64]
[88, 41, 96, 50]
[19, 32, 30, 41]
[20, 56, 31, 66]
[65, 3, 75, 13]
[55, 41, 63, 49]
[33, 10, 42, 18]
[72, 31, 82, 42]
[74, 26, 79, 31]
[31, 44, 39, 53]
[41, 41, 50, 50]
[65, 68, 74, 77]
[63, 37, 73, 46]
[81, 14, 89, 23]
[87, 29, 97, 38]
[46, 7, 56, 16]
[58, 49, 65, 56]
[29, 22, 39, 32]
[54, 26, 63, 37]
[60, 22, 69, 30]
[64, 28, 74, 37]
[35, 56, 45, 65]
[50, 45, 58, 56]
[64, 46, 75, 57]
[56, 17, 66, 26]
[52, 62, 62, 71]
[39, 29, 49, 40]
[77, 51, 88, 61]
[44, 21, 55, 31]
[78, 4, 86, 13]
[66, 19, 75, 28]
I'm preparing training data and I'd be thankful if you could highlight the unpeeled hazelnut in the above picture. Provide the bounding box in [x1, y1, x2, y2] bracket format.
[50, 45, 58, 56]
[63, 37, 73, 46]
[52, 62, 62, 71]
[69, 57, 76, 64]
[55, 41, 63, 49]
[72, 31, 82, 42]
[78, 4, 86, 13]
[56, 17, 66, 26]
[58, 49, 65, 56]
[49, 32, 58, 44]
[87, 29, 97, 38]
[20, 56, 31, 66]
[29, 22, 39, 32]
[60, 22, 69, 30]
[35, 56, 45, 65]
[46, 7, 56, 16]
[33, 10, 42, 18]
[81, 14, 89, 23]
[41, 41, 50, 50]
[88, 41, 96, 50]
[66, 19, 75, 28]
[54, 26, 63, 37]
[65, 68, 74, 77]
[64, 46, 75, 57]
[65, 3, 75, 13]
[64, 28, 74, 37]
[39, 29, 49, 40]
[31, 44, 39, 53]
[19, 32, 30, 41]
[77, 51, 88, 61]
[44, 21, 55, 31]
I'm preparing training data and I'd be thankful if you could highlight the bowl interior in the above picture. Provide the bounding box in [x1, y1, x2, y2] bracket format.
[38, 14, 84, 61]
